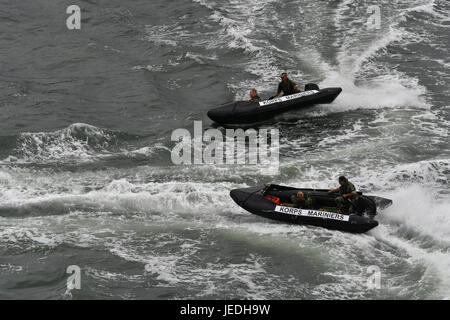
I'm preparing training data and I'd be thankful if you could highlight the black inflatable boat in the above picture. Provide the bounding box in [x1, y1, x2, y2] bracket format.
[230, 184, 393, 233]
[207, 85, 342, 125]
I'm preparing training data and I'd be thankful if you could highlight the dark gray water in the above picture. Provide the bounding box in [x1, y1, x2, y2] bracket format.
[0, 0, 449, 299]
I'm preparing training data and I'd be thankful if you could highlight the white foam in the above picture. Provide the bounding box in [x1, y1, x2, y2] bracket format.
[316, 21, 429, 111]
[373, 216, 450, 299]
[0, 169, 247, 220]
[0, 171, 12, 187]
[0, 263, 23, 273]
[322, 75, 428, 112]
[382, 185, 450, 243]
[9, 123, 113, 164]
[403, 0, 450, 23]
[185, 52, 218, 64]
[143, 24, 183, 47]
[0, 123, 172, 165]
[193, 0, 288, 98]
[338, 27, 405, 78]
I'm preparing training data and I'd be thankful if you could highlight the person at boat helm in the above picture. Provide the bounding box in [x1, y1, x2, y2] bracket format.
[269, 72, 301, 99]
[281, 191, 315, 209]
[328, 176, 359, 214]
[249, 88, 261, 102]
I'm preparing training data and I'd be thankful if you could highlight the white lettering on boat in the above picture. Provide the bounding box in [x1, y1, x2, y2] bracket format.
[259, 90, 319, 107]
[274, 205, 350, 221]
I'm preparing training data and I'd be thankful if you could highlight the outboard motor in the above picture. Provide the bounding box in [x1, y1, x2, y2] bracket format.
[357, 195, 377, 217]
[305, 83, 320, 91]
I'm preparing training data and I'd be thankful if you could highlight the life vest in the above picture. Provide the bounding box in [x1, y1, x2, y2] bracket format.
[266, 195, 280, 204]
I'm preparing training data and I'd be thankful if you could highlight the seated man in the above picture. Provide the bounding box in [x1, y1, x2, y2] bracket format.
[304, 192, 315, 209]
[328, 176, 359, 214]
[281, 191, 315, 209]
[249, 88, 261, 102]
[270, 72, 300, 98]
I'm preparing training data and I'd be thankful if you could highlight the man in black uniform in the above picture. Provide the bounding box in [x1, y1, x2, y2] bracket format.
[271, 72, 301, 98]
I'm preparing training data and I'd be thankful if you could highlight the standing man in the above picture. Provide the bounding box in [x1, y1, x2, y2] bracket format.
[270, 72, 301, 98]
[328, 176, 359, 214]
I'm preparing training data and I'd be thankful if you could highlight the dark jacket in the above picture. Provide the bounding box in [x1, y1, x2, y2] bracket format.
[339, 180, 358, 198]
[277, 79, 298, 96]
[250, 95, 261, 102]
[285, 193, 315, 209]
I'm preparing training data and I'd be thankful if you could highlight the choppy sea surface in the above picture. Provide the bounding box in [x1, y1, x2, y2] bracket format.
[0, 0, 449, 299]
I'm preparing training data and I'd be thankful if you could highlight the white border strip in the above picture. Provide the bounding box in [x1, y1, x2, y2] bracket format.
[259, 90, 319, 107]
[274, 205, 350, 222]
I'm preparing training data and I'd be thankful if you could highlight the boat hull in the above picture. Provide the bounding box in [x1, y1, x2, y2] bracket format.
[230, 184, 392, 233]
[207, 87, 342, 125]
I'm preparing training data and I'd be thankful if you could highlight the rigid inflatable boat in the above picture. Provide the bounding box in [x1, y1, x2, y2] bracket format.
[207, 84, 342, 125]
[230, 184, 393, 233]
